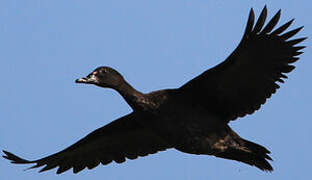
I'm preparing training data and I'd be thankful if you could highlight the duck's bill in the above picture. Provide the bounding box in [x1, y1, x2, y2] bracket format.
[75, 77, 89, 83]
[75, 74, 97, 84]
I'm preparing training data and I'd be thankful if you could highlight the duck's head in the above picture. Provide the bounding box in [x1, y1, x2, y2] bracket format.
[75, 66, 124, 88]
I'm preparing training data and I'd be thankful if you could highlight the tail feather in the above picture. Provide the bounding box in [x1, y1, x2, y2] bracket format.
[243, 139, 272, 160]
[215, 147, 273, 172]
[215, 138, 273, 172]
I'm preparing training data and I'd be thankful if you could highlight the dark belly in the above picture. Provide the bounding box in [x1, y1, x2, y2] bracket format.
[140, 104, 226, 154]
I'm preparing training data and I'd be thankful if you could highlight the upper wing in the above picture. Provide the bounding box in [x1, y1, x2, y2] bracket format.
[180, 6, 306, 122]
[3, 113, 170, 174]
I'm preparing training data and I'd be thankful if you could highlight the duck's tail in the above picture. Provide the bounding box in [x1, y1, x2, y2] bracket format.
[215, 127, 273, 172]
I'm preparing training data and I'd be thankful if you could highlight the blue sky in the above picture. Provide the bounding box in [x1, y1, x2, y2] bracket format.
[1, 0, 311, 179]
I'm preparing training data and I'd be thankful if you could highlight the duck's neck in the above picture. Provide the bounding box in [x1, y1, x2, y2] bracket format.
[116, 80, 146, 110]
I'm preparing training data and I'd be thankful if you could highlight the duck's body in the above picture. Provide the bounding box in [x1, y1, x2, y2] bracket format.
[128, 89, 271, 170]
[3, 6, 306, 174]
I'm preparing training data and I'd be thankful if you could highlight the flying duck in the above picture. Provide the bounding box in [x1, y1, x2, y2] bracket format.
[3, 6, 306, 174]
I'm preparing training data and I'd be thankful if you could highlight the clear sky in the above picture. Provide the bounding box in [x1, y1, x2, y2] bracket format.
[1, 0, 311, 180]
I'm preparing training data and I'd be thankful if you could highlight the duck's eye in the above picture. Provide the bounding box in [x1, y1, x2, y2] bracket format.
[92, 71, 98, 75]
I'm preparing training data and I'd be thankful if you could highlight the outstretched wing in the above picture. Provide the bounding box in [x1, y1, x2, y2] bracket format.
[3, 113, 170, 174]
[180, 6, 306, 122]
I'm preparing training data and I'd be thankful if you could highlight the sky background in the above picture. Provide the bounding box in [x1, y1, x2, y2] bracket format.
[1, 0, 311, 180]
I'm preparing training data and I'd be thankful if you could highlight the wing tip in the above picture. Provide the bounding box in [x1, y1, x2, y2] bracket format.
[298, 25, 304, 31]
[287, 37, 308, 46]
[263, 5, 268, 12]
[249, 7, 255, 22]
[2, 150, 32, 164]
[277, 8, 281, 14]
[262, 5, 268, 16]
[272, 18, 295, 35]
[261, 8, 281, 34]
[244, 7, 255, 37]
[281, 26, 305, 40]
[253, 5, 268, 33]
[250, 7, 254, 13]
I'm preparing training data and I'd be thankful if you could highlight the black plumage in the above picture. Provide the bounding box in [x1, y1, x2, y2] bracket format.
[3, 6, 306, 174]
